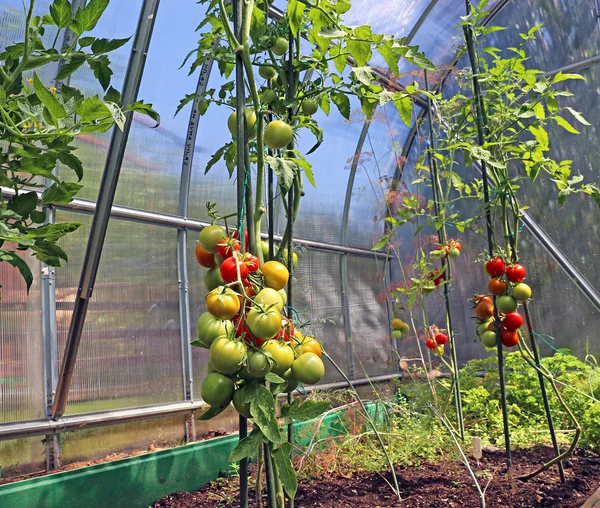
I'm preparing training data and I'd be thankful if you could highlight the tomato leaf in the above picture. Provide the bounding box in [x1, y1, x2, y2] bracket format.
[272, 442, 297, 499]
[126, 100, 161, 126]
[281, 398, 330, 422]
[33, 73, 67, 124]
[265, 372, 285, 383]
[41, 182, 82, 204]
[197, 404, 227, 421]
[245, 383, 282, 444]
[0, 250, 33, 292]
[331, 92, 350, 119]
[287, 0, 305, 37]
[265, 156, 297, 192]
[554, 115, 580, 134]
[372, 234, 389, 251]
[49, 0, 73, 29]
[91, 37, 131, 55]
[10, 192, 39, 219]
[393, 92, 413, 126]
[229, 427, 265, 462]
[72, 0, 109, 35]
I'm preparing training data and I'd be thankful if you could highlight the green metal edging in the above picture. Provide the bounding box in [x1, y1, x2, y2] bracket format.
[0, 403, 380, 508]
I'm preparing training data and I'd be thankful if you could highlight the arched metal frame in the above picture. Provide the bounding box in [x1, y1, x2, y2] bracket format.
[0, 0, 599, 475]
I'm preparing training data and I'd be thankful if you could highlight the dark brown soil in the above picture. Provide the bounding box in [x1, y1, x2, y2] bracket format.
[151, 446, 600, 507]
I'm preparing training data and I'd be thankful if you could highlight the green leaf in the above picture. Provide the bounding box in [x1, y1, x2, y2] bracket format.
[126, 100, 161, 126]
[318, 28, 346, 39]
[403, 46, 437, 71]
[352, 66, 373, 86]
[72, 0, 109, 35]
[565, 107, 590, 126]
[205, 143, 231, 174]
[331, 92, 350, 119]
[551, 71, 585, 84]
[294, 157, 316, 187]
[528, 124, 548, 150]
[55, 55, 86, 81]
[10, 192, 39, 218]
[91, 37, 131, 55]
[554, 115, 580, 134]
[61, 84, 83, 103]
[33, 73, 67, 123]
[0, 251, 33, 292]
[104, 102, 126, 131]
[393, 93, 413, 126]
[272, 443, 297, 499]
[329, 43, 347, 74]
[229, 428, 265, 462]
[245, 384, 282, 444]
[346, 38, 371, 67]
[287, 0, 305, 37]
[78, 36, 95, 47]
[75, 95, 111, 122]
[49, 0, 72, 29]
[41, 182, 82, 204]
[265, 156, 297, 192]
[88, 56, 113, 90]
[378, 43, 398, 76]
[57, 152, 84, 181]
[104, 86, 121, 104]
[31, 238, 71, 266]
[197, 404, 227, 421]
[360, 95, 377, 119]
[372, 234, 389, 251]
[281, 399, 330, 422]
[265, 372, 285, 383]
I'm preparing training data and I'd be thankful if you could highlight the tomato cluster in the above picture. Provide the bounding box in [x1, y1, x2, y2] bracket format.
[391, 317, 410, 340]
[431, 240, 462, 260]
[474, 257, 532, 350]
[194, 224, 325, 414]
[425, 328, 448, 356]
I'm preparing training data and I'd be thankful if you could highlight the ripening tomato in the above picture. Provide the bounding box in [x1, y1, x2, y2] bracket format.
[434, 333, 448, 345]
[477, 319, 493, 336]
[399, 321, 410, 334]
[262, 261, 289, 290]
[392, 330, 403, 340]
[201, 373, 234, 407]
[291, 353, 325, 385]
[255, 288, 284, 312]
[449, 240, 462, 251]
[199, 225, 226, 254]
[209, 336, 246, 374]
[501, 330, 519, 347]
[426, 338, 436, 350]
[195, 244, 217, 268]
[246, 306, 282, 339]
[488, 277, 507, 296]
[486, 257, 505, 277]
[391, 318, 403, 330]
[220, 256, 248, 283]
[261, 340, 294, 375]
[217, 237, 241, 259]
[474, 295, 493, 306]
[502, 311, 523, 331]
[475, 301, 495, 320]
[512, 283, 532, 302]
[299, 337, 322, 357]
[264, 120, 294, 150]
[206, 287, 241, 320]
[506, 264, 527, 283]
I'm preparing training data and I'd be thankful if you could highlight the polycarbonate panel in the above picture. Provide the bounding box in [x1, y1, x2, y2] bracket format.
[56, 0, 143, 197]
[60, 415, 184, 466]
[55, 212, 183, 414]
[0, 251, 44, 423]
[487, 0, 599, 72]
[0, 437, 45, 479]
[346, 104, 413, 249]
[113, 1, 209, 215]
[346, 256, 393, 377]
[292, 250, 348, 383]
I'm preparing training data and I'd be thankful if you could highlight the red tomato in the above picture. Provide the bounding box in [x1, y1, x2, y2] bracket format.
[501, 330, 519, 347]
[486, 257, 505, 277]
[220, 256, 248, 283]
[502, 312, 523, 331]
[232, 228, 249, 251]
[434, 333, 448, 345]
[245, 254, 260, 272]
[488, 278, 507, 296]
[217, 237, 241, 259]
[506, 264, 527, 283]
[426, 338, 436, 350]
[474, 295, 493, 306]
[195, 244, 217, 268]
[449, 240, 462, 251]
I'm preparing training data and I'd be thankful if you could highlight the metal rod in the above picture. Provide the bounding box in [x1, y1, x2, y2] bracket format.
[176, 50, 216, 443]
[51, 0, 161, 420]
[463, 15, 512, 470]
[405, 0, 440, 45]
[424, 70, 465, 442]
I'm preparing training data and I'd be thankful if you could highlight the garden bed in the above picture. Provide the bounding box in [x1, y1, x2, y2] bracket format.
[152, 446, 600, 507]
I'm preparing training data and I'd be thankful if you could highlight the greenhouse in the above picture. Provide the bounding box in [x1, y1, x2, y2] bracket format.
[0, 0, 599, 506]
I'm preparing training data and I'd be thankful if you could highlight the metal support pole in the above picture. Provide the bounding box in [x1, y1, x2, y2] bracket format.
[51, 0, 161, 420]
[176, 48, 215, 443]
[41, 0, 87, 467]
[463, 12, 512, 470]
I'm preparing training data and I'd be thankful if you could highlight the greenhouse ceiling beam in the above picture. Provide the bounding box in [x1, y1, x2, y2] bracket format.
[266, 5, 430, 110]
[51, 0, 161, 421]
[0, 374, 401, 442]
[1, 187, 388, 259]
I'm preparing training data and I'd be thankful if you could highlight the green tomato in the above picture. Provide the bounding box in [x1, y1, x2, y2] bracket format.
[261, 240, 271, 261]
[199, 225, 226, 253]
[301, 98, 318, 116]
[204, 266, 225, 292]
[291, 353, 325, 385]
[261, 340, 294, 375]
[271, 99, 287, 115]
[477, 319, 493, 337]
[246, 306, 282, 339]
[209, 336, 247, 375]
[271, 37, 288, 56]
[278, 289, 287, 307]
[512, 283, 532, 302]
[264, 120, 294, 149]
[246, 350, 271, 379]
[481, 330, 498, 348]
[281, 249, 298, 269]
[197, 312, 231, 347]
[282, 368, 299, 393]
[259, 66, 277, 80]
[448, 247, 460, 259]
[255, 288, 284, 312]
[497, 295, 518, 313]
[262, 89, 277, 104]
[232, 385, 252, 418]
[201, 373, 234, 407]
[227, 110, 257, 139]
[391, 330, 402, 340]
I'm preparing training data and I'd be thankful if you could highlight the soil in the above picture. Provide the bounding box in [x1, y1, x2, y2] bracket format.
[151, 446, 600, 507]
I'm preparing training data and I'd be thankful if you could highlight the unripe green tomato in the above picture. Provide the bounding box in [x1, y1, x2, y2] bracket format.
[512, 283, 532, 301]
[227, 110, 257, 139]
[497, 295, 518, 313]
[199, 224, 226, 253]
[399, 322, 410, 334]
[233, 386, 252, 418]
[271, 99, 287, 115]
[204, 266, 225, 291]
[448, 247, 460, 259]
[262, 89, 277, 104]
[213, 253, 224, 267]
[278, 289, 287, 307]
[291, 352, 325, 384]
[261, 240, 271, 261]
[246, 350, 272, 379]
[197, 312, 231, 347]
[301, 98, 319, 116]
[281, 249, 298, 269]
[271, 37, 288, 56]
[477, 320, 493, 337]
[259, 66, 277, 80]
[391, 330, 402, 340]
[481, 330, 498, 348]
[201, 373, 234, 407]
[255, 287, 284, 312]
[282, 368, 299, 393]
